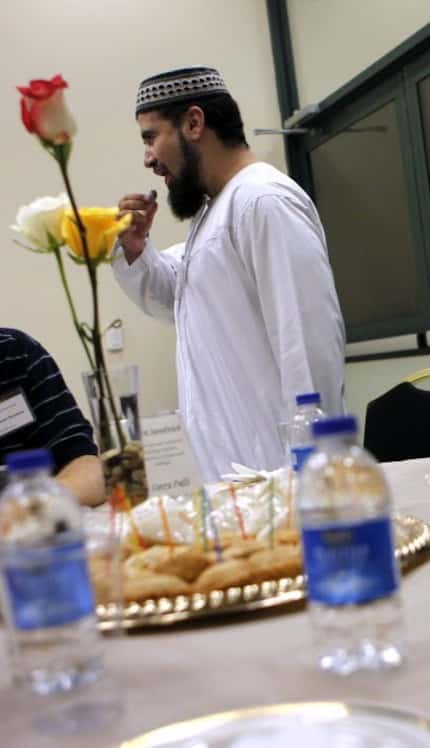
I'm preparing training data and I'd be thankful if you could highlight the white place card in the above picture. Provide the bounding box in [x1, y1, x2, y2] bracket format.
[0, 389, 35, 437]
[141, 411, 201, 497]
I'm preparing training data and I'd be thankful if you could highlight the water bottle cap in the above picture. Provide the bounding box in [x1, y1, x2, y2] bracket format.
[296, 392, 321, 406]
[312, 415, 357, 438]
[5, 449, 53, 473]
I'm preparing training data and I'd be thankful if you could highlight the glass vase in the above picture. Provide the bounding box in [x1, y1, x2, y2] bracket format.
[82, 365, 148, 507]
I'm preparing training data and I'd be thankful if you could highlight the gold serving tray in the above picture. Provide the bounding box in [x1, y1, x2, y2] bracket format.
[96, 514, 430, 632]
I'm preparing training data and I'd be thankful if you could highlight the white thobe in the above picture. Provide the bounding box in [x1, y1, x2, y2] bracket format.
[113, 162, 346, 482]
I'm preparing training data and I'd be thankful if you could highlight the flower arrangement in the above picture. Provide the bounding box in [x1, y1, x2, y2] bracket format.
[12, 74, 131, 450]
[12, 74, 147, 505]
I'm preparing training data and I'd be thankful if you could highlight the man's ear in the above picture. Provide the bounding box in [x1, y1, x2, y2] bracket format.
[182, 105, 205, 141]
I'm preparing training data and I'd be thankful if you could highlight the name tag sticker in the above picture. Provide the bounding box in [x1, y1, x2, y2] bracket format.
[141, 411, 201, 498]
[0, 389, 35, 437]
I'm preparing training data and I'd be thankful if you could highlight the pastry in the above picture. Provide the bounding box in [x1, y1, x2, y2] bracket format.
[193, 559, 252, 593]
[248, 545, 303, 584]
[221, 538, 267, 559]
[275, 528, 300, 545]
[155, 548, 210, 583]
[123, 573, 190, 601]
[123, 545, 185, 577]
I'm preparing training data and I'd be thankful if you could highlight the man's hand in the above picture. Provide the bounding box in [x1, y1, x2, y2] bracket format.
[117, 191, 158, 264]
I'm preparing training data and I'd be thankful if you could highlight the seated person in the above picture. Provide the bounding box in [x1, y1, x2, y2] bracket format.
[0, 327, 104, 506]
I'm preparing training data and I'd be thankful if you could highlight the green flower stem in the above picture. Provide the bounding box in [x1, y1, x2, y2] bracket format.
[55, 146, 125, 451]
[53, 246, 95, 370]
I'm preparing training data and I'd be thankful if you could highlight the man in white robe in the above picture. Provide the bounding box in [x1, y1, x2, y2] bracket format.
[113, 66, 345, 482]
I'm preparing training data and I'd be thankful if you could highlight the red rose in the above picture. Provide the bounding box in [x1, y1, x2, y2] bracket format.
[17, 74, 77, 145]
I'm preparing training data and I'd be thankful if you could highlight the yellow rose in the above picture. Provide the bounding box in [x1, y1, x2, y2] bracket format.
[61, 207, 131, 261]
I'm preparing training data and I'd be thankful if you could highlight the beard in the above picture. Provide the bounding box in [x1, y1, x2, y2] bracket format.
[167, 134, 206, 220]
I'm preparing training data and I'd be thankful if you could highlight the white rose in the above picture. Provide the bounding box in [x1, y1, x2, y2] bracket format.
[10, 193, 70, 250]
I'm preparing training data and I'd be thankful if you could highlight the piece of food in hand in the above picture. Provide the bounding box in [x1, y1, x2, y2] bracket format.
[123, 573, 190, 601]
[248, 546, 303, 584]
[155, 548, 210, 583]
[193, 559, 252, 593]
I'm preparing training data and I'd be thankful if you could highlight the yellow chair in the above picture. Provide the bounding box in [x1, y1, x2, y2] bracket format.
[403, 368, 430, 386]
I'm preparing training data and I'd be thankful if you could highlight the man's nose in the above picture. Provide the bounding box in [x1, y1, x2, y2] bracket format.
[144, 149, 155, 168]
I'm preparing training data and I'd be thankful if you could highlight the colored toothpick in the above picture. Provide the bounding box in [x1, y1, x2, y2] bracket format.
[113, 484, 147, 550]
[193, 488, 207, 552]
[228, 483, 247, 540]
[202, 486, 223, 562]
[158, 496, 174, 556]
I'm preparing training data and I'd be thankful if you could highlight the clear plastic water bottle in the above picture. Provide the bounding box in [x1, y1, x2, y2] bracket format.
[297, 415, 404, 674]
[0, 449, 103, 695]
[289, 392, 325, 472]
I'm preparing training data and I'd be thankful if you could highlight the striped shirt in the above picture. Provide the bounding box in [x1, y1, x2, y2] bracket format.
[0, 328, 97, 472]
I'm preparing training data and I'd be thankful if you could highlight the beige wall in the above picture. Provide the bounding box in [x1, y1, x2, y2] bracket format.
[287, 0, 430, 106]
[1, 0, 285, 419]
[286, 0, 430, 435]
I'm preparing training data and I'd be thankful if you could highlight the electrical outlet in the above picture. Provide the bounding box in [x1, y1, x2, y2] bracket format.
[106, 324, 124, 351]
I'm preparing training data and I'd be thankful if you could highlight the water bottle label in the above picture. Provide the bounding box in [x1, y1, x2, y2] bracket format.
[291, 446, 314, 472]
[3, 540, 95, 630]
[302, 516, 399, 605]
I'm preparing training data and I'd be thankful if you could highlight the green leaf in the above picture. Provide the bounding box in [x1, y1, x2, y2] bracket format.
[79, 322, 94, 342]
[39, 141, 73, 166]
[66, 251, 87, 265]
[61, 141, 73, 164]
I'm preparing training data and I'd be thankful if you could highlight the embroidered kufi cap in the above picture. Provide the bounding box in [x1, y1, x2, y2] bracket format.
[136, 66, 229, 116]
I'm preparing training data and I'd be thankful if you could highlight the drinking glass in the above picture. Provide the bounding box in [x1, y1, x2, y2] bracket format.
[110, 364, 141, 441]
[84, 509, 124, 633]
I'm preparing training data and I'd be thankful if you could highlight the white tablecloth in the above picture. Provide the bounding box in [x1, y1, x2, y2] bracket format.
[1, 458, 430, 747]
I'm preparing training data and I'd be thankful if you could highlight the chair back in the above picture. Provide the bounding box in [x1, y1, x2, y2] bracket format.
[364, 380, 430, 461]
